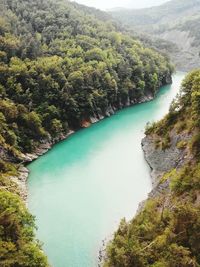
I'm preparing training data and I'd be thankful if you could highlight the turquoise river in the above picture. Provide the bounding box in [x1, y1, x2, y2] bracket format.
[28, 72, 185, 267]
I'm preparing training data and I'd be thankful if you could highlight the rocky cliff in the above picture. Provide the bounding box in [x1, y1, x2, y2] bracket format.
[141, 130, 192, 187]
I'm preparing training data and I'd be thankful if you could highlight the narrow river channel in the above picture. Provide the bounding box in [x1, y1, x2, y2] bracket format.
[28, 72, 185, 267]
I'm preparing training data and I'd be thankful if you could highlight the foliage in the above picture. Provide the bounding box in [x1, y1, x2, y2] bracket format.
[0, 0, 172, 156]
[0, 0, 173, 265]
[105, 70, 200, 266]
[105, 198, 200, 266]
[170, 163, 200, 194]
[0, 191, 49, 267]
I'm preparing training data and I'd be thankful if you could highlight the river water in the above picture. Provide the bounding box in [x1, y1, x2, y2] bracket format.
[28, 72, 185, 267]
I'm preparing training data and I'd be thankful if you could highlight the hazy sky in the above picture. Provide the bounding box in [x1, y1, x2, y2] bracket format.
[72, 0, 169, 10]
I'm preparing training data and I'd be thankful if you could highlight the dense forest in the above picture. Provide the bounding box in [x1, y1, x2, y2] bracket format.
[104, 70, 200, 267]
[0, 0, 173, 154]
[0, 0, 173, 266]
[110, 0, 200, 71]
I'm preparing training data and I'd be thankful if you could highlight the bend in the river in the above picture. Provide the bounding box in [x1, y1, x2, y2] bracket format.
[28, 72, 185, 267]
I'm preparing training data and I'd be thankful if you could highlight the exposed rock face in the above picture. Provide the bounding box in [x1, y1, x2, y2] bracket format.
[156, 29, 200, 72]
[136, 178, 171, 214]
[10, 166, 29, 201]
[139, 94, 154, 103]
[20, 131, 75, 163]
[135, 130, 191, 213]
[141, 130, 191, 187]
[90, 116, 100, 124]
[81, 93, 158, 129]
[105, 105, 115, 117]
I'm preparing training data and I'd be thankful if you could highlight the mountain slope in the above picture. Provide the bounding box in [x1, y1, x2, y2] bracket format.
[0, 0, 173, 163]
[110, 0, 200, 28]
[0, 0, 173, 265]
[110, 0, 200, 71]
[104, 69, 200, 267]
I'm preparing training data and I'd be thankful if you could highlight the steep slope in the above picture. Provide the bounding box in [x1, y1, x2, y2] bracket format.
[104, 70, 200, 266]
[0, 0, 173, 266]
[110, 0, 200, 71]
[110, 0, 200, 28]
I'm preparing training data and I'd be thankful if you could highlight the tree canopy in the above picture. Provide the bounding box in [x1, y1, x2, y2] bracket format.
[0, 0, 173, 265]
[105, 70, 200, 267]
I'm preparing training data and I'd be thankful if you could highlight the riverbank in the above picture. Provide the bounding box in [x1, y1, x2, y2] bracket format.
[100, 129, 190, 265]
[10, 130, 75, 202]
[141, 129, 192, 187]
[27, 72, 186, 267]
[103, 70, 200, 266]
[12, 94, 156, 203]
[99, 129, 191, 266]
[132, 124, 192, 216]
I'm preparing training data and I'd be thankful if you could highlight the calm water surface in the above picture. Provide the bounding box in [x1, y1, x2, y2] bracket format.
[28, 72, 185, 267]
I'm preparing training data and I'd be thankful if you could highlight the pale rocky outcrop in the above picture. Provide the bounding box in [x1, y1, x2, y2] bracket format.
[141, 130, 191, 186]
[10, 166, 29, 201]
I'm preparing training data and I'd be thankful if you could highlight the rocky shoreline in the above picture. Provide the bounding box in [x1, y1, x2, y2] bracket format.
[11, 130, 75, 203]
[8, 89, 174, 264]
[5, 84, 176, 267]
[11, 93, 156, 204]
[136, 129, 192, 213]
[141, 130, 191, 187]
[100, 128, 191, 265]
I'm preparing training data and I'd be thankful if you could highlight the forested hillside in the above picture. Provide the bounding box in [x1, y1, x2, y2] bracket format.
[105, 70, 200, 266]
[0, 0, 173, 265]
[110, 0, 200, 71]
